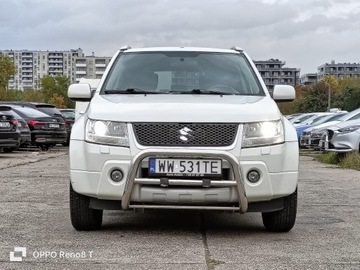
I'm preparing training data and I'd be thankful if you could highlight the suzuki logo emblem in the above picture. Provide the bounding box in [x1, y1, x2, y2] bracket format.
[1, 116, 6, 120]
[179, 127, 194, 142]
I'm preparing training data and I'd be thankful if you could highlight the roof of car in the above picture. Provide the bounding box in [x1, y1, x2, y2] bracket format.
[0, 101, 55, 107]
[123, 47, 241, 54]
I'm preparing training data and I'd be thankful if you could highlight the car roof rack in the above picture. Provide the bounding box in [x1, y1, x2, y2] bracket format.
[120, 45, 131, 52]
[230, 46, 243, 52]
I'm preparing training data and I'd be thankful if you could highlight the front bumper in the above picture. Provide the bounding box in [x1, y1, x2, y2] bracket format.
[325, 130, 360, 152]
[70, 140, 299, 212]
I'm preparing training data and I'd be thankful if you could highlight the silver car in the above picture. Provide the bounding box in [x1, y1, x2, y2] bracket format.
[323, 119, 360, 152]
[305, 108, 360, 150]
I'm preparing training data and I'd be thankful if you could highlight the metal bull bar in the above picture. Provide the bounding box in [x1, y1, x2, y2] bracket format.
[121, 149, 248, 213]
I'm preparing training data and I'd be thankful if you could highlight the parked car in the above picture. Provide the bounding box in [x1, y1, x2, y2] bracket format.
[67, 46, 299, 232]
[0, 106, 31, 152]
[59, 109, 75, 146]
[298, 113, 347, 147]
[2, 105, 67, 150]
[0, 110, 20, 152]
[290, 113, 318, 125]
[0, 102, 70, 144]
[322, 119, 360, 152]
[285, 113, 302, 121]
[292, 112, 334, 128]
[302, 108, 360, 149]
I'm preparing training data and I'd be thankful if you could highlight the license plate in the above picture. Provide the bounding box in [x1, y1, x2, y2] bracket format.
[49, 123, 59, 128]
[0, 122, 10, 128]
[149, 158, 222, 177]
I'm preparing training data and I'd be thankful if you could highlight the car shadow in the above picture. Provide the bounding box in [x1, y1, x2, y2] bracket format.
[100, 210, 266, 234]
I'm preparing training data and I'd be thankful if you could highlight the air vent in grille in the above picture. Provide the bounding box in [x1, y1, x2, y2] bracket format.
[133, 123, 238, 147]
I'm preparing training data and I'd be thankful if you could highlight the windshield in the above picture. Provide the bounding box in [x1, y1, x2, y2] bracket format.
[316, 113, 345, 124]
[293, 114, 315, 123]
[61, 111, 75, 119]
[101, 51, 264, 96]
[14, 107, 51, 118]
[36, 106, 63, 117]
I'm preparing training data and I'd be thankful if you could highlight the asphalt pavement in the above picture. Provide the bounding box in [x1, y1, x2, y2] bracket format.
[0, 149, 359, 269]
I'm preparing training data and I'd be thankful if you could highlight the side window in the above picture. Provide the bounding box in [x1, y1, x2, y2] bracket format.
[348, 113, 360, 120]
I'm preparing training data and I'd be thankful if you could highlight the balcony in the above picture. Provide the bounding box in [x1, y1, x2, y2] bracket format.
[48, 64, 63, 68]
[95, 63, 106, 68]
[48, 54, 63, 59]
[22, 59, 33, 63]
[48, 59, 63, 64]
[76, 70, 87, 75]
[95, 71, 104, 75]
[22, 79, 33, 83]
[76, 63, 87, 67]
[22, 74, 33, 78]
[49, 70, 63, 74]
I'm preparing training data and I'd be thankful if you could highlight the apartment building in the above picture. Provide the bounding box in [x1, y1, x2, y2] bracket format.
[317, 60, 360, 80]
[254, 59, 300, 92]
[300, 73, 318, 85]
[73, 53, 111, 83]
[0, 48, 111, 91]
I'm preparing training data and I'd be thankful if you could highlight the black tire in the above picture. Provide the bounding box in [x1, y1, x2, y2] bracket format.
[262, 188, 297, 232]
[70, 184, 103, 231]
[39, 145, 49, 151]
[2, 147, 16, 153]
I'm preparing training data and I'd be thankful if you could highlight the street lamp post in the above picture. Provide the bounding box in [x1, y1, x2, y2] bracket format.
[327, 83, 331, 112]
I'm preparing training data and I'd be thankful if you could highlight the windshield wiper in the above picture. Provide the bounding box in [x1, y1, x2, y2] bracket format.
[104, 88, 160, 94]
[168, 89, 234, 95]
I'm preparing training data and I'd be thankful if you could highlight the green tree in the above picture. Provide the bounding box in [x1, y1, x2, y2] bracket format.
[297, 82, 329, 112]
[22, 89, 44, 102]
[48, 93, 65, 108]
[41, 75, 74, 108]
[0, 55, 16, 90]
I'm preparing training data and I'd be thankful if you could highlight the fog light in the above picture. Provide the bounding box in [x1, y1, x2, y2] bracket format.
[110, 169, 123, 182]
[247, 170, 260, 183]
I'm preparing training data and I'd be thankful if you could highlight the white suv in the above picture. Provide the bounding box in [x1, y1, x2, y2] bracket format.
[68, 46, 299, 232]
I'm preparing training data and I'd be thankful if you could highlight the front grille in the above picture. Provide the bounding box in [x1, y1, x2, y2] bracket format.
[133, 123, 238, 147]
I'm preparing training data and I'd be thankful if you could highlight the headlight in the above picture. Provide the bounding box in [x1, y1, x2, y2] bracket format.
[242, 120, 284, 148]
[338, 125, 360, 134]
[85, 119, 129, 147]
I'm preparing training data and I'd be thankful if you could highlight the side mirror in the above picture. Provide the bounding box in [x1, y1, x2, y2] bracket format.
[294, 119, 301, 124]
[68, 83, 92, 102]
[273, 85, 295, 102]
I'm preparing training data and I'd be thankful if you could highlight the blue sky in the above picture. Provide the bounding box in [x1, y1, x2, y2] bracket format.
[1, 0, 360, 74]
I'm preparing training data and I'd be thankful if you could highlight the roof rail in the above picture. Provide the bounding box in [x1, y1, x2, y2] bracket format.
[230, 46, 243, 52]
[120, 45, 131, 52]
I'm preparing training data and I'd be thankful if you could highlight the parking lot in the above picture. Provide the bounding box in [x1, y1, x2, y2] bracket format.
[0, 149, 360, 270]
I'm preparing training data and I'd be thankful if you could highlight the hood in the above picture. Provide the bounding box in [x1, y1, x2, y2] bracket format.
[309, 120, 341, 133]
[327, 118, 360, 131]
[87, 94, 281, 123]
